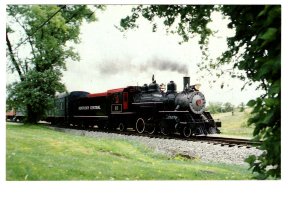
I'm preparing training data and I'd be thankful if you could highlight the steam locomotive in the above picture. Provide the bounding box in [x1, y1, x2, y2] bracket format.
[46, 75, 221, 138]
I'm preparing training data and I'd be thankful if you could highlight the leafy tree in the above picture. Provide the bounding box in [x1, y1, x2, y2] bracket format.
[206, 102, 222, 114]
[239, 102, 245, 112]
[223, 102, 234, 113]
[120, 5, 281, 179]
[6, 69, 65, 122]
[6, 5, 104, 123]
[206, 102, 234, 114]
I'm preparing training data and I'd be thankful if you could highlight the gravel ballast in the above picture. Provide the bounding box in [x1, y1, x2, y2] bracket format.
[50, 127, 263, 166]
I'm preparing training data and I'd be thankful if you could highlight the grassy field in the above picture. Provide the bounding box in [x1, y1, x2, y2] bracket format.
[6, 123, 254, 180]
[212, 109, 254, 138]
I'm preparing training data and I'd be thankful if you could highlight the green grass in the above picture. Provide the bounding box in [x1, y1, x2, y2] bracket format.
[6, 123, 253, 180]
[212, 109, 254, 138]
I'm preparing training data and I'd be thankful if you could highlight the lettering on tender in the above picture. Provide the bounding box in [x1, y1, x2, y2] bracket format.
[78, 106, 89, 110]
[78, 105, 101, 110]
[90, 105, 101, 110]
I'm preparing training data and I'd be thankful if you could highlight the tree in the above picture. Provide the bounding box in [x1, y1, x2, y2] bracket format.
[206, 102, 223, 114]
[239, 102, 245, 112]
[120, 5, 281, 179]
[6, 5, 104, 123]
[223, 102, 234, 113]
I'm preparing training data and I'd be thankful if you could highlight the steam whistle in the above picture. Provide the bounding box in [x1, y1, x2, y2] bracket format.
[152, 74, 156, 83]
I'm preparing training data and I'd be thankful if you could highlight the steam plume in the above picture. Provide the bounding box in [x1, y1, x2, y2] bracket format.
[141, 57, 188, 75]
[97, 56, 189, 75]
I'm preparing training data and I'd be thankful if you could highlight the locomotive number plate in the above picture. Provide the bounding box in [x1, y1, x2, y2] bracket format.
[111, 104, 122, 112]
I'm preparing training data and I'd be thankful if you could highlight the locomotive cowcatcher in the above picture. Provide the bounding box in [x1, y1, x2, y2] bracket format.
[46, 75, 221, 138]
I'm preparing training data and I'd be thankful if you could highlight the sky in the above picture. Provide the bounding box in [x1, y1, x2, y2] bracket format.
[5, 4, 264, 106]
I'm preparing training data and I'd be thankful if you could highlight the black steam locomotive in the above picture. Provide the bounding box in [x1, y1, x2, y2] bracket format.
[46, 76, 221, 138]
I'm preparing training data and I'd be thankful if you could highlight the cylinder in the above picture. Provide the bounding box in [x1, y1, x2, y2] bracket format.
[183, 77, 190, 90]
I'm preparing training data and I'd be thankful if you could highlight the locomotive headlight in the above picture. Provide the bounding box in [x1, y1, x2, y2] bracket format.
[175, 91, 206, 114]
[189, 91, 206, 114]
[194, 84, 201, 91]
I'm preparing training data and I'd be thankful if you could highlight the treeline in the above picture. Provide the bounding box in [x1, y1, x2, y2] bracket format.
[206, 102, 246, 114]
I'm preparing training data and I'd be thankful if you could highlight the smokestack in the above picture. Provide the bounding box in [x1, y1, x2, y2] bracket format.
[183, 76, 190, 90]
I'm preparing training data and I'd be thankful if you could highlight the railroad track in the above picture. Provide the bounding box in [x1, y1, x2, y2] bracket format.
[48, 124, 261, 149]
[196, 136, 262, 148]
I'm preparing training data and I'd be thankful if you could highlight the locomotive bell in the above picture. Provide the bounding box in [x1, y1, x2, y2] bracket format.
[160, 83, 166, 92]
